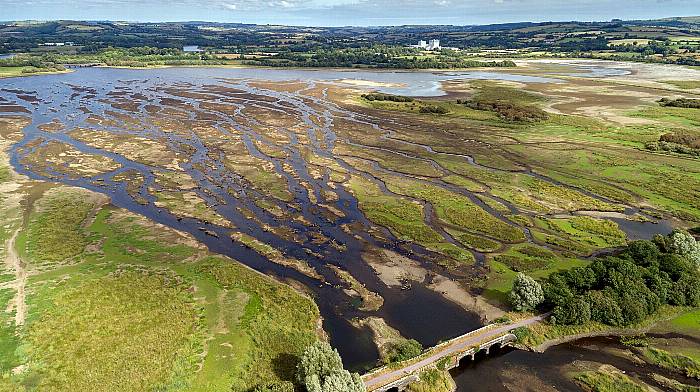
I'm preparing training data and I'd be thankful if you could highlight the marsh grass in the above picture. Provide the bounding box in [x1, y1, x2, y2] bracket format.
[445, 228, 501, 252]
[575, 368, 647, 392]
[1, 186, 320, 392]
[643, 347, 700, 379]
[383, 176, 525, 243]
[469, 80, 545, 105]
[663, 80, 700, 90]
[534, 216, 626, 253]
[24, 189, 96, 267]
[346, 175, 475, 265]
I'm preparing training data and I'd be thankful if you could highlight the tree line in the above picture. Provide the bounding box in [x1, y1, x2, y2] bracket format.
[510, 230, 700, 327]
[245, 46, 516, 69]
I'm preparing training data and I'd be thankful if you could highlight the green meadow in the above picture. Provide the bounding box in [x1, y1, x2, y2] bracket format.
[0, 186, 320, 392]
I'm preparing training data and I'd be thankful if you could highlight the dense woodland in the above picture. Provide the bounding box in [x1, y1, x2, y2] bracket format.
[510, 230, 700, 327]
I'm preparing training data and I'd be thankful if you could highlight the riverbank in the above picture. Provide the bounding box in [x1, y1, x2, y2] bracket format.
[0, 66, 72, 79]
[512, 306, 691, 353]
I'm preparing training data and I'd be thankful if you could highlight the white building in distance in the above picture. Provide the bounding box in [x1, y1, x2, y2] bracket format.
[427, 39, 441, 50]
[411, 39, 442, 51]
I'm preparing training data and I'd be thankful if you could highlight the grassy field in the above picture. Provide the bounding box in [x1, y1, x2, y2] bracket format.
[669, 309, 700, 333]
[0, 185, 320, 392]
[484, 248, 590, 303]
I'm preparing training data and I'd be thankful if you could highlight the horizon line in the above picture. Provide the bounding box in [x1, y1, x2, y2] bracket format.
[1, 14, 698, 29]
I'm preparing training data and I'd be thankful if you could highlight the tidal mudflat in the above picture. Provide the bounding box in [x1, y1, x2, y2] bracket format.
[0, 60, 699, 389]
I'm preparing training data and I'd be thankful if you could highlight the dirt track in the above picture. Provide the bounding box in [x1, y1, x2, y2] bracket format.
[5, 227, 27, 326]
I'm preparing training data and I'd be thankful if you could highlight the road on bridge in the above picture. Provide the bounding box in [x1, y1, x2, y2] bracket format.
[363, 314, 546, 391]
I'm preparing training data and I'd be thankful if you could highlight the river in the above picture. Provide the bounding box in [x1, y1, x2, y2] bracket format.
[452, 335, 700, 391]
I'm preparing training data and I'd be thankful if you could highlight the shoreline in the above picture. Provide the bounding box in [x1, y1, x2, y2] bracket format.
[528, 306, 691, 353]
[0, 68, 73, 79]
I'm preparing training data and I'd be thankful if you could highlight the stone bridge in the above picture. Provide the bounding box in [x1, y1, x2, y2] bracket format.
[362, 315, 545, 392]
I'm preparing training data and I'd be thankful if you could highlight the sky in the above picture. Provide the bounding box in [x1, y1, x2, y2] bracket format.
[3, 0, 700, 26]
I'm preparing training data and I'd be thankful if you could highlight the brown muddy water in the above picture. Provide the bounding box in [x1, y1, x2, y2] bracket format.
[453, 335, 700, 391]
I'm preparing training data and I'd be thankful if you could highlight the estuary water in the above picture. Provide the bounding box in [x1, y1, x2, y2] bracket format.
[0, 63, 673, 376]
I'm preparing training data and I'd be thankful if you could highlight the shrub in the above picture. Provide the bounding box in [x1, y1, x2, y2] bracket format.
[511, 326, 532, 343]
[361, 93, 414, 102]
[386, 339, 423, 363]
[419, 105, 449, 114]
[620, 335, 649, 347]
[659, 131, 700, 149]
[658, 97, 700, 109]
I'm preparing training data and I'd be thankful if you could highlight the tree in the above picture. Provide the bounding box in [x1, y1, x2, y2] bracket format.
[586, 290, 623, 326]
[296, 341, 344, 385]
[627, 240, 660, 266]
[543, 274, 574, 307]
[659, 253, 694, 280]
[509, 273, 544, 311]
[668, 230, 700, 267]
[552, 296, 591, 325]
[320, 371, 364, 392]
[540, 231, 700, 328]
[297, 341, 364, 392]
[564, 266, 597, 291]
